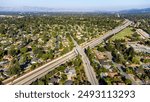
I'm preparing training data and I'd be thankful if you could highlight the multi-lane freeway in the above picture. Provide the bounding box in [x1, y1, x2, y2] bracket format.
[82, 19, 132, 48]
[3, 19, 132, 85]
[136, 29, 150, 39]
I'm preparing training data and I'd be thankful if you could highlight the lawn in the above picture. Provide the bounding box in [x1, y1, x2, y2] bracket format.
[110, 27, 134, 41]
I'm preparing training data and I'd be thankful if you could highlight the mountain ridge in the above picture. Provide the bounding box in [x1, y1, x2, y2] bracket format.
[0, 7, 150, 13]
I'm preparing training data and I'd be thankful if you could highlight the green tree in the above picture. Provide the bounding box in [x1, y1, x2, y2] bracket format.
[0, 78, 3, 85]
[20, 47, 28, 54]
[42, 53, 49, 60]
[125, 79, 132, 85]
[97, 46, 106, 52]
[30, 64, 37, 70]
[59, 66, 66, 72]
[132, 56, 140, 64]
[8, 46, 16, 56]
[0, 50, 3, 59]
[8, 60, 21, 75]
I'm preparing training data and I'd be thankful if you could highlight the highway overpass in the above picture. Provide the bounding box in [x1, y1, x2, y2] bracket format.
[4, 20, 132, 85]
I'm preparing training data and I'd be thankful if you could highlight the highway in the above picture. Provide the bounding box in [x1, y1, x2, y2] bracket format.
[82, 19, 132, 48]
[128, 43, 150, 54]
[4, 50, 77, 85]
[4, 19, 132, 85]
[71, 36, 98, 85]
[136, 29, 150, 39]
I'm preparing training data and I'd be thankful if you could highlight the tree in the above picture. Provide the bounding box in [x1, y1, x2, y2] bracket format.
[8, 46, 16, 56]
[32, 46, 39, 54]
[124, 47, 135, 61]
[61, 47, 69, 55]
[0, 50, 3, 59]
[20, 47, 28, 54]
[132, 56, 140, 64]
[8, 60, 21, 75]
[112, 50, 120, 63]
[105, 42, 114, 51]
[99, 67, 108, 73]
[19, 54, 27, 65]
[105, 77, 113, 85]
[60, 74, 67, 84]
[58, 65, 66, 72]
[42, 53, 50, 60]
[127, 47, 135, 58]
[97, 46, 106, 52]
[61, 74, 67, 80]
[47, 50, 54, 59]
[42, 34, 49, 43]
[74, 56, 82, 66]
[125, 79, 132, 85]
[36, 48, 44, 58]
[126, 67, 134, 74]
[0, 78, 3, 85]
[30, 64, 37, 70]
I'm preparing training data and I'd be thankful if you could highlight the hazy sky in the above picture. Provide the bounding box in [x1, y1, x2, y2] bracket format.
[1, 0, 150, 11]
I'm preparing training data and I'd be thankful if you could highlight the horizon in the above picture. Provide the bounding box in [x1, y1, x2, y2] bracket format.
[1, 0, 150, 11]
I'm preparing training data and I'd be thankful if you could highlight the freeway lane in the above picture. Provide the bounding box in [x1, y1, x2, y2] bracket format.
[4, 19, 132, 85]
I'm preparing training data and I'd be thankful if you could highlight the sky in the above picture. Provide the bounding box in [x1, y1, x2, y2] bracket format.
[1, 0, 150, 11]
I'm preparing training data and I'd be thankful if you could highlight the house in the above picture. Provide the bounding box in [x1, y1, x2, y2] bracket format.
[100, 72, 108, 78]
[3, 55, 13, 61]
[49, 77, 59, 85]
[100, 60, 112, 69]
[64, 68, 76, 80]
[64, 68, 76, 75]
[145, 78, 150, 85]
[134, 67, 145, 75]
[64, 80, 73, 85]
[93, 50, 105, 60]
[103, 64, 111, 69]
[0, 61, 9, 66]
[27, 45, 32, 51]
[142, 64, 150, 70]
[108, 72, 118, 78]
[30, 57, 38, 64]
[117, 82, 126, 85]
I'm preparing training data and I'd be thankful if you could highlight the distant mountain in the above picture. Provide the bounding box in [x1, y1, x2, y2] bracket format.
[1, 7, 150, 14]
[118, 8, 150, 14]
[0, 7, 97, 12]
[0, 7, 54, 12]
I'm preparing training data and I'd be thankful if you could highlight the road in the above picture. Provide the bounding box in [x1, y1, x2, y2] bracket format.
[4, 19, 132, 85]
[136, 29, 150, 39]
[3, 50, 77, 85]
[105, 52, 139, 85]
[71, 36, 98, 85]
[128, 43, 150, 54]
[115, 64, 139, 85]
[117, 64, 144, 85]
[82, 19, 132, 48]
